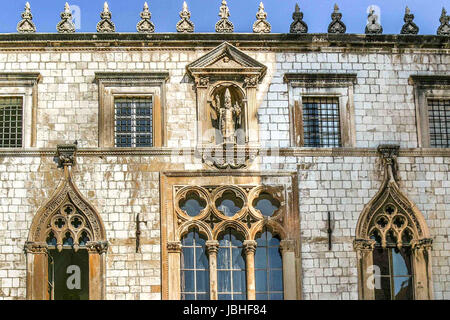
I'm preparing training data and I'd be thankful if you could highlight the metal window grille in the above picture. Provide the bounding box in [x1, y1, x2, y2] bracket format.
[114, 97, 153, 148]
[0, 97, 23, 148]
[302, 97, 341, 147]
[428, 99, 450, 148]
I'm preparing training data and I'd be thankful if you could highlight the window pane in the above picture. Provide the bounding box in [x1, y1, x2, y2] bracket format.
[255, 247, 267, 268]
[182, 270, 195, 292]
[269, 270, 283, 292]
[232, 248, 245, 269]
[268, 247, 282, 269]
[196, 271, 209, 292]
[216, 191, 243, 217]
[0, 97, 23, 148]
[392, 248, 412, 276]
[302, 97, 341, 147]
[373, 248, 390, 276]
[255, 270, 267, 292]
[232, 271, 246, 293]
[182, 247, 194, 269]
[114, 97, 153, 148]
[393, 277, 413, 300]
[270, 293, 284, 300]
[374, 276, 391, 300]
[217, 246, 230, 269]
[218, 271, 231, 292]
[428, 99, 449, 148]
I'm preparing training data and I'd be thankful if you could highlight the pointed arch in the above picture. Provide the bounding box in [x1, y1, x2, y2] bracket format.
[354, 145, 433, 300]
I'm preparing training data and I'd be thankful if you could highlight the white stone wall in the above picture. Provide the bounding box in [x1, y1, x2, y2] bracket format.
[0, 47, 449, 300]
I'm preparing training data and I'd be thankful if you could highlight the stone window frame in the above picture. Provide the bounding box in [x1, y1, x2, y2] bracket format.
[409, 75, 450, 148]
[354, 145, 433, 300]
[160, 172, 301, 300]
[0, 73, 41, 148]
[95, 72, 169, 148]
[284, 73, 357, 148]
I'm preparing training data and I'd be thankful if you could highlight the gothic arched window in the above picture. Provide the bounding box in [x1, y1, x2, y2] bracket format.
[255, 228, 283, 300]
[181, 228, 210, 300]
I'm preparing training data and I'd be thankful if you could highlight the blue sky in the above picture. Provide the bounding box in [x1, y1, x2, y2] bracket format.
[0, 0, 448, 34]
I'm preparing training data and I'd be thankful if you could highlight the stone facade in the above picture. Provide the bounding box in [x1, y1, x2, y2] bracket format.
[0, 32, 449, 300]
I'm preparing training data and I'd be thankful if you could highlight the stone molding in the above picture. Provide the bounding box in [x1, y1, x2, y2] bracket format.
[290, 4, 308, 34]
[56, 2, 76, 34]
[136, 2, 155, 33]
[17, 2, 36, 34]
[401, 7, 419, 35]
[176, 1, 194, 33]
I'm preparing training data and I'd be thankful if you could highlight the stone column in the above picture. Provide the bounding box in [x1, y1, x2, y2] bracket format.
[86, 241, 109, 300]
[280, 239, 297, 300]
[206, 240, 219, 300]
[24, 242, 49, 300]
[167, 241, 182, 300]
[243, 240, 257, 300]
[353, 239, 376, 300]
[194, 77, 211, 146]
[244, 76, 259, 146]
[412, 238, 433, 300]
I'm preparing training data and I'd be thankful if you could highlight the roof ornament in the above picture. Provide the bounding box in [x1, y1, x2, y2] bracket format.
[17, 2, 36, 33]
[290, 3, 308, 34]
[253, 2, 271, 33]
[56, 2, 76, 33]
[401, 7, 419, 35]
[137, 2, 155, 33]
[437, 7, 450, 35]
[215, 0, 234, 33]
[176, 1, 194, 33]
[365, 7, 382, 34]
[97, 1, 116, 33]
[327, 3, 346, 34]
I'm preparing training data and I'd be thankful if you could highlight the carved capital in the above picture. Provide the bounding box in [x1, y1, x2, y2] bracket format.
[353, 238, 376, 251]
[24, 241, 48, 254]
[167, 241, 182, 253]
[86, 241, 109, 254]
[244, 76, 258, 88]
[411, 238, 433, 251]
[195, 76, 210, 88]
[280, 239, 296, 253]
[56, 143, 77, 168]
[206, 240, 220, 255]
[243, 240, 258, 254]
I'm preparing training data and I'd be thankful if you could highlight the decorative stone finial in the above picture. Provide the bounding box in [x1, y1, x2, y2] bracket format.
[215, 0, 234, 33]
[17, 2, 36, 33]
[365, 7, 382, 34]
[328, 3, 346, 34]
[56, 2, 76, 33]
[290, 3, 308, 34]
[136, 2, 155, 33]
[97, 1, 115, 33]
[437, 7, 450, 35]
[401, 6, 419, 34]
[253, 2, 271, 33]
[176, 1, 195, 33]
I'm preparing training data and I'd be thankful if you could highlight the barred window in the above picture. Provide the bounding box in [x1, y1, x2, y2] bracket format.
[0, 97, 23, 148]
[302, 97, 341, 147]
[428, 99, 450, 148]
[114, 97, 153, 148]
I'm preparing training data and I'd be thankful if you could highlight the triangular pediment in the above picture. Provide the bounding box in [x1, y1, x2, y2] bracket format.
[187, 42, 267, 79]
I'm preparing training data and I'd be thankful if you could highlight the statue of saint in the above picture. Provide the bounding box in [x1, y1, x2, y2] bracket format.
[218, 0, 230, 20]
[211, 88, 242, 144]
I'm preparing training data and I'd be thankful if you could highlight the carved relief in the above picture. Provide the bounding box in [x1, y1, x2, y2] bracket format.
[437, 7, 450, 35]
[174, 184, 286, 244]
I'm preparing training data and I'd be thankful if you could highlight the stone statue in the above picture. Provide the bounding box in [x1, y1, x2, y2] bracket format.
[211, 88, 242, 144]
[365, 8, 383, 34]
[215, 0, 234, 33]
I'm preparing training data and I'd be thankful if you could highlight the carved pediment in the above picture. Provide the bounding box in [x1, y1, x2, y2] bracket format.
[187, 42, 267, 80]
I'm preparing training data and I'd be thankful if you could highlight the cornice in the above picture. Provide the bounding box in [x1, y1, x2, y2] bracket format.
[0, 147, 449, 158]
[0, 33, 447, 51]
